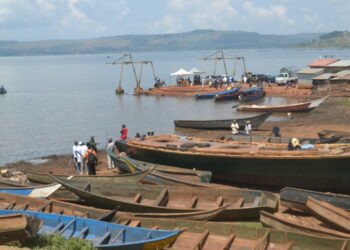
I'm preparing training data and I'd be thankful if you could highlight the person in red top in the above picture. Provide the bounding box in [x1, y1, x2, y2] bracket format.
[83, 145, 98, 175]
[119, 124, 128, 140]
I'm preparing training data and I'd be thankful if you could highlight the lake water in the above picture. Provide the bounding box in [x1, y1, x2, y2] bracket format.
[1, 48, 350, 166]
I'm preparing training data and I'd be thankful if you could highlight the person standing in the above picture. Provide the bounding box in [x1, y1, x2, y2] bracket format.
[76, 142, 83, 174]
[72, 141, 78, 171]
[245, 120, 252, 135]
[88, 136, 98, 152]
[231, 120, 239, 135]
[84, 145, 98, 175]
[119, 124, 128, 140]
[106, 138, 118, 170]
[80, 142, 88, 175]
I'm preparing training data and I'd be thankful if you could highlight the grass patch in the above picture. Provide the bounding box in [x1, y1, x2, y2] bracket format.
[8, 233, 96, 250]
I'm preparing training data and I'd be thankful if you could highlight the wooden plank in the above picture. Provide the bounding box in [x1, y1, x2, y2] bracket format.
[37, 201, 53, 212]
[281, 241, 293, 250]
[221, 233, 235, 250]
[187, 196, 198, 208]
[233, 198, 244, 208]
[111, 228, 125, 243]
[215, 196, 224, 207]
[131, 193, 142, 203]
[151, 226, 159, 230]
[128, 220, 141, 227]
[252, 197, 260, 207]
[77, 226, 89, 238]
[154, 188, 168, 207]
[83, 183, 91, 191]
[96, 232, 111, 245]
[192, 229, 210, 250]
[4, 202, 16, 210]
[253, 231, 269, 250]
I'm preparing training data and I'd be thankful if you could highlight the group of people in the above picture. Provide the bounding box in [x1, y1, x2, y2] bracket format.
[230, 120, 252, 135]
[72, 136, 98, 175]
[135, 131, 154, 141]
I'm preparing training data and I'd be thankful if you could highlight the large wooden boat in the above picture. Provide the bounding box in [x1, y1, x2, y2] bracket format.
[280, 187, 350, 212]
[146, 85, 228, 97]
[0, 210, 183, 249]
[0, 213, 41, 243]
[174, 112, 270, 130]
[53, 176, 278, 221]
[214, 86, 265, 102]
[307, 197, 350, 233]
[195, 86, 241, 99]
[260, 211, 350, 238]
[115, 134, 350, 191]
[236, 95, 328, 112]
[0, 192, 224, 221]
[116, 216, 350, 250]
[108, 152, 220, 188]
[0, 183, 61, 198]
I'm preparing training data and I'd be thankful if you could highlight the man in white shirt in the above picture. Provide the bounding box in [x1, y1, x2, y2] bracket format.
[72, 141, 79, 172]
[79, 142, 88, 175]
[231, 120, 239, 135]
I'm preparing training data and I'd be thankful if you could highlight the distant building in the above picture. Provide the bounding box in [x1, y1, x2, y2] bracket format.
[307, 59, 339, 68]
[296, 68, 324, 85]
[324, 60, 350, 73]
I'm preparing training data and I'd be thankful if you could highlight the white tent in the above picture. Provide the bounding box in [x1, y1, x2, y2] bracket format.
[189, 68, 206, 74]
[170, 68, 192, 76]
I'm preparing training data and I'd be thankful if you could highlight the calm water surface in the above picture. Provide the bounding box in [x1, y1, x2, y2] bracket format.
[1, 48, 350, 165]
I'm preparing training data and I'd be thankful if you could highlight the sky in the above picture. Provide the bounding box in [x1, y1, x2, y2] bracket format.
[0, 0, 349, 41]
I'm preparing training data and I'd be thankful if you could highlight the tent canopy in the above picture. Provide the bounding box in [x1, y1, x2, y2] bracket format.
[170, 68, 192, 76]
[189, 68, 206, 74]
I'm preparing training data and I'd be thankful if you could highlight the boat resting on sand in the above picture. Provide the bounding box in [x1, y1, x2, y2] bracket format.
[280, 187, 350, 213]
[115, 134, 350, 191]
[236, 95, 328, 112]
[194, 86, 241, 99]
[108, 152, 230, 188]
[260, 211, 350, 238]
[0, 192, 224, 221]
[0, 183, 61, 198]
[174, 112, 270, 130]
[116, 216, 350, 250]
[52, 176, 278, 221]
[0, 213, 41, 243]
[0, 210, 183, 249]
[214, 86, 265, 102]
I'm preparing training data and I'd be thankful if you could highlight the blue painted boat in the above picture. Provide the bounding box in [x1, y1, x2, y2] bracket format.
[0, 183, 61, 198]
[0, 210, 183, 249]
[238, 86, 265, 102]
[195, 86, 241, 99]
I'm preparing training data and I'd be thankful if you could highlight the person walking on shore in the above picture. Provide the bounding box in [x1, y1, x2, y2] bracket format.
[87, 136, 98, 152]
[106, 138, 118, 170]
[231, 120, 239, 135]
[119, 124, 128, 140]
[80, 142, 88, 175]
[72, 141, 79, 172]
[84, 145, 98, 175]
[245, 120, 252, 135]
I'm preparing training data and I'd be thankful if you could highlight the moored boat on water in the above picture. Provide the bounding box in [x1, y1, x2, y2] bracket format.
[195, 86, 241, 99]
[214, 86, 265, 102]
[174, 112, 270, 130]
[52, 176, 278, 221]
[0, 85, 6, 94]
[236, 95, 328, 112]
[0, 210, 183, 249]
[115, 134, 350, 191]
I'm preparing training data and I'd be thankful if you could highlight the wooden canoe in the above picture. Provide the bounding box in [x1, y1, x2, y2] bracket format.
[0, 210, 183, 249]
[307, 197, 350, 233]
[0, 183, 61, 198]
[115, 216, 350, 250]
[236, 95, 328, 112]
[115, 134, 350, 191]
[260, 211, 350, 238]
[52, 176, 278, 221]
[174, 112, 270, 130]
[25, 169, 154, 185]
[0, 192, 225, 221]
[0, 213, 41, 243]
[318, 129, 350, 141]
[280, 187, 350, 212]
[195, 86, 241, 99]
[108, 151, 230, 188]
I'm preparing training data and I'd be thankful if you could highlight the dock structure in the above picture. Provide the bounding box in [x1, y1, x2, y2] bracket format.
[108, 53, 157, 95]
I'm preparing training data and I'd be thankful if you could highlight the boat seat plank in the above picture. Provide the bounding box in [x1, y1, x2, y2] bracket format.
[128, 220, 141, 227]
[77, 227, 89, 239]
[131, 193, 142, 203]
[221, 233, 235, 250]
[4, 202, 16, 210]
[252, 197, 260, 207]
[151, 226, 159, 230]
[81, 212, 89, 218]
[37, 201, 53, 212]
[233, 198, 245, 208]
[187, 196, 198, 208]
[19, 204, 29, 211]
[52, 223, 64, 233]
[83, 183, 91, 192]
[154, 188, 168, 207]
[215, 196, 224, 207]
[111, 228, 125, 243]
[119, 219, 131, 226]
[59, 219, 76, 234]
[96, 232, 111, 245]
[281, 241, 293, 250]
[192, 229, 210, 250]
[253, 231, 270, 250]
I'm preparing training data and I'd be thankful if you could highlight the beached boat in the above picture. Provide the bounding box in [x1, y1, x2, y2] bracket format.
[318, 129, 350, 142]
[280, 187, 350, 212]
[53, 176, 278, 221]
[115, 134, 350, 191]
[115, 216, 350, 250]
[194, 86, 241, 99]
[236, 95, 328, 112]
[0, 213, 41, 243]
[260, 211, 350, 238]
[107, 152, 220, 188]
[0, 192, 224, 221]
[214, 86, 265, 102]
[0, 210, 183, 249]
[174, 112, 270, 130]
[0, 183, 61, 198]
[307, 197, 350, 233]
[26, 169, 154, 185]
